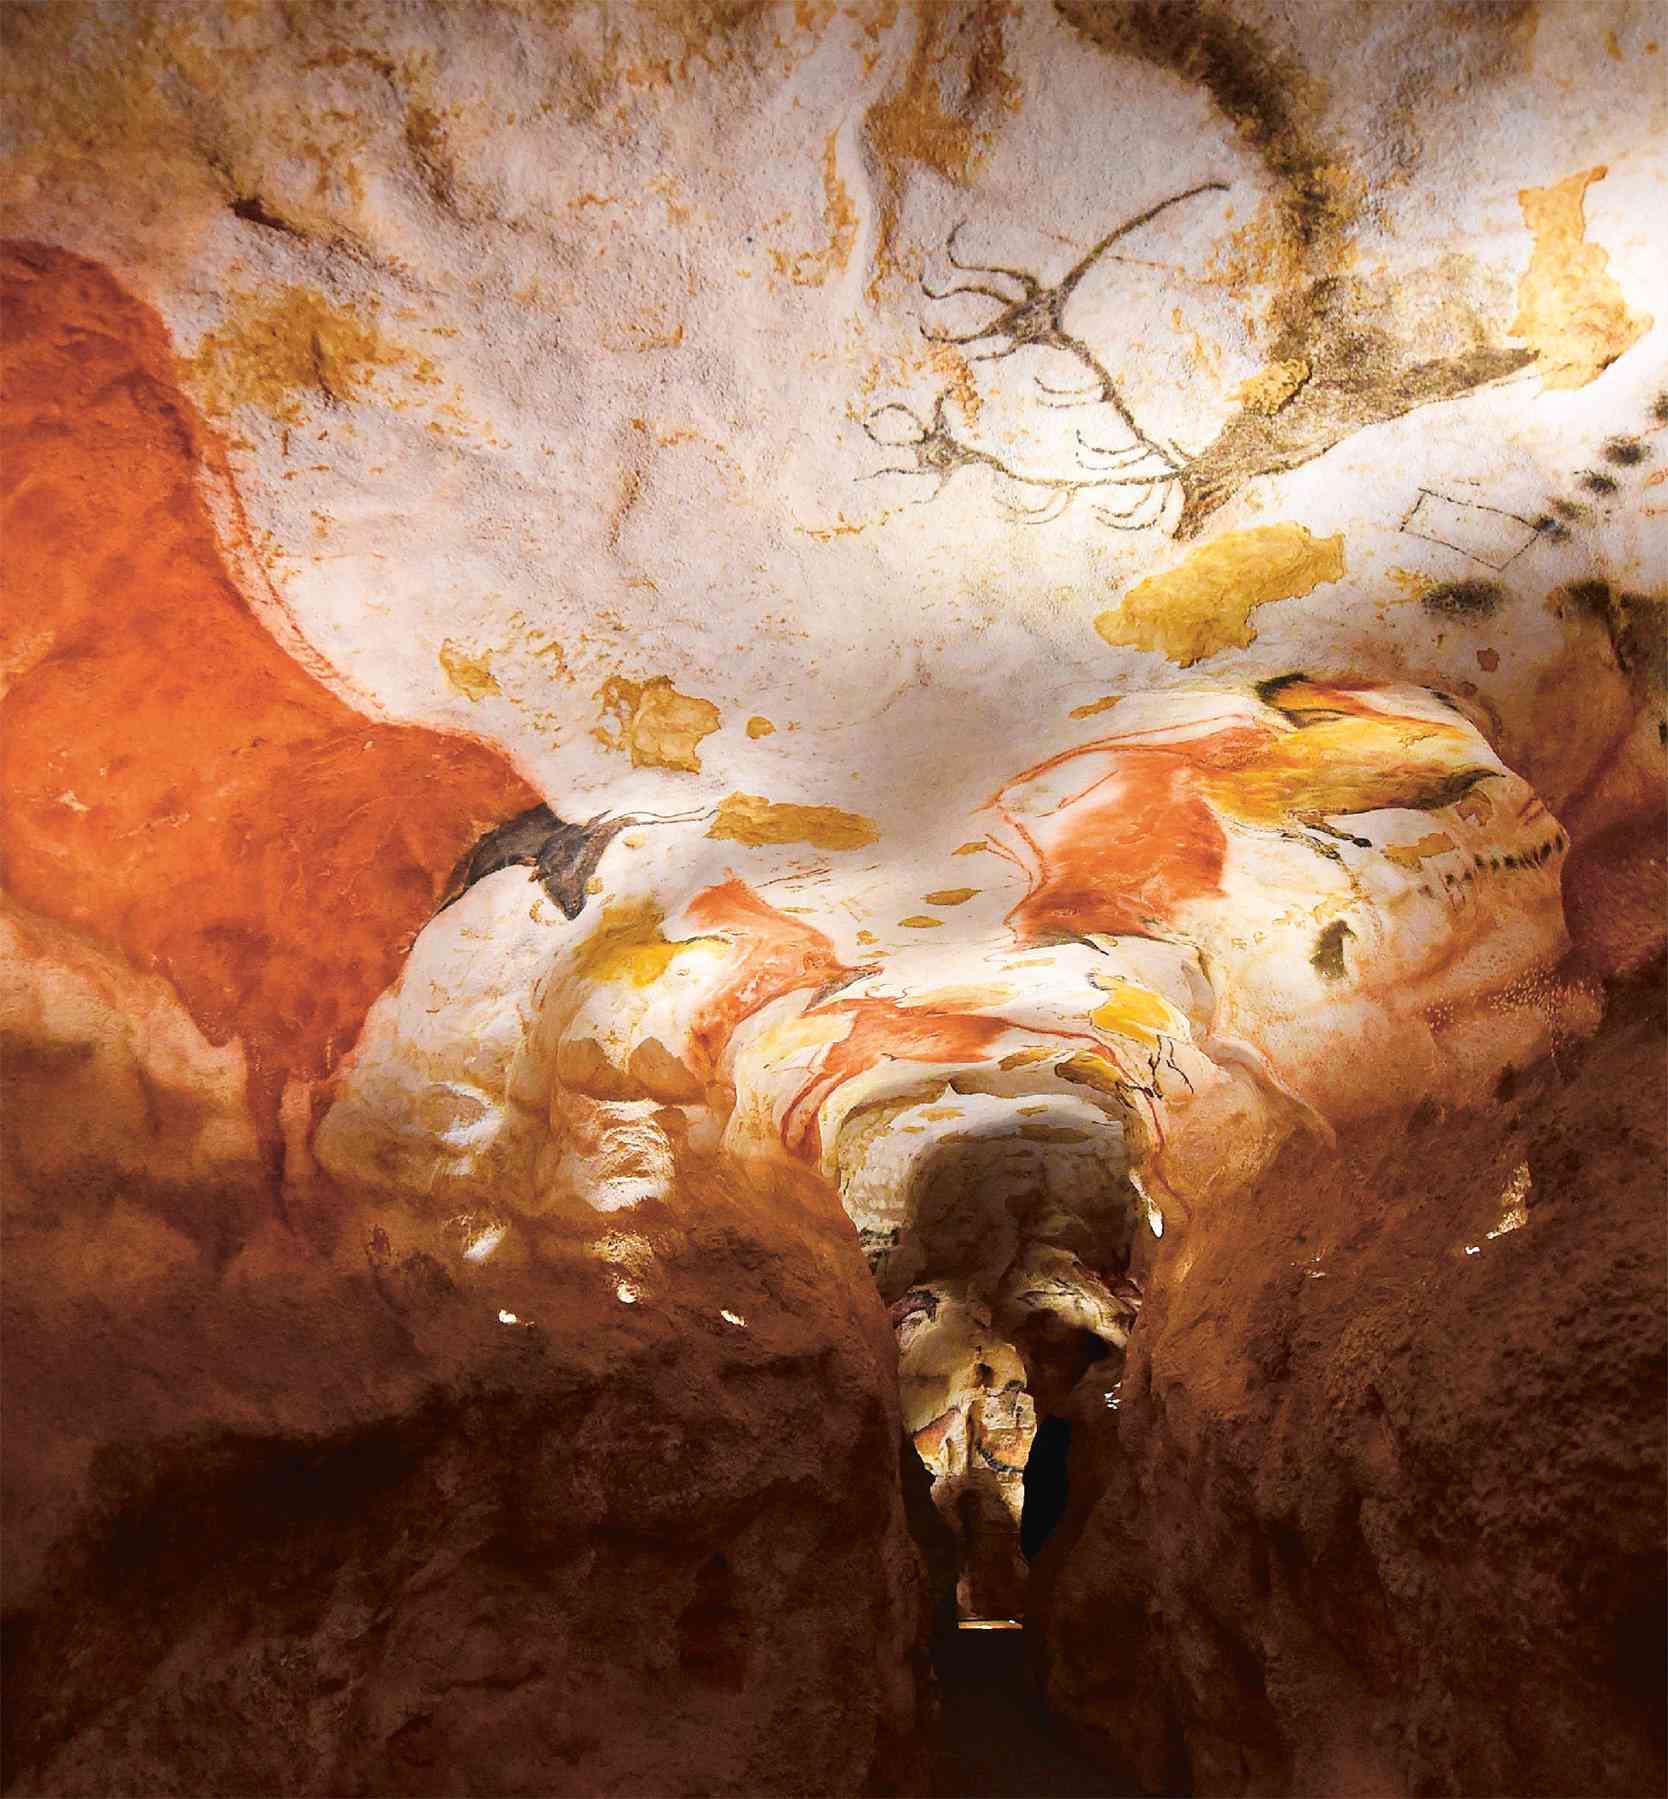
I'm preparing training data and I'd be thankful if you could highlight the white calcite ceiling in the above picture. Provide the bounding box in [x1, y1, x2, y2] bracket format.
[6, 0, 1662, 814]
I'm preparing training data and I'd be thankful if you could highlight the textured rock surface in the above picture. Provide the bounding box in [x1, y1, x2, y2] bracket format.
[4, 1143, 929, 1798]
[2, 2, 1665, 1794]
[1031, 965, 1667, 1798]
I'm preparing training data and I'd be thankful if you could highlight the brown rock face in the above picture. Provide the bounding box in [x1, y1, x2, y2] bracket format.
[1031, 968, 1667, 1798]
[1, 1150, 931, 1798]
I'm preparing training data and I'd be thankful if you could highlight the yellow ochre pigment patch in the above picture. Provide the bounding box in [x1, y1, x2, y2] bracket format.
[1056, 1050, 1129, 1096]
[902, 983, 1016, 1010]
[1088, 975, 1185, 1047]
[185, 287, 432, 423]
[1233, 357, 1311, 414]
[708, 793, 880, 850]
[439, 642, 499, 701]
[595, 674, 722, 771]
[1383, 832, 1458, 870]
[1511, 166, 1652, 390]
[769, 131, 858, 286]
[1096, 524, 1347, 667]
[572, 898, 717, 988]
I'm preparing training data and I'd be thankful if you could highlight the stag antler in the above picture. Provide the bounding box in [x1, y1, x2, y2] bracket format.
[860, 182, 1228, 535]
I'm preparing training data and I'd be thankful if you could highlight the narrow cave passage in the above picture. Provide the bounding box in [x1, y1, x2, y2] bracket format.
[912, 1413, 1135, 1799]
[1019, 1412, 1074, 1564]
[912, 1329, 1139, 1796]
[927, 1585, 1137, 1799]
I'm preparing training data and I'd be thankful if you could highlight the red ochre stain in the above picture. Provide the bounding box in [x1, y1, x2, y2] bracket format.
[0, 241, 540, 1166]
[990, 726, 1268, 945]
[993, 689, 1486, 945]
[781, 997, 1019, 1159]
[677, 881, 1118, 1161]
[682, 876, 852, 1077]
[1006, 752, 1228, 945]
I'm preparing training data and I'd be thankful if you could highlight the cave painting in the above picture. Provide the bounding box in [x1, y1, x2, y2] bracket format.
[330, 670, 1582, 1256]
[454, 668, 1577, 1604]
[436, 801, 712, 919]
[862, 183, 1227, 533]
[0, 241, 540, 1167]
[987, 677, 1516, 949]
[4, 4, 1663, 1791]
[0, 235, 1610, 1269]
[851, 8, 1625, 544]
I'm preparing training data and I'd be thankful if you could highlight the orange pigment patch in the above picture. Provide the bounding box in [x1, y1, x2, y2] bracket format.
[782, 996, 1021, 1158]
[1004, 754, 1227, 943]
[990, 725, 1273, 944]
[0, 241, 541, 1164]
[682, 877, 853, 1077]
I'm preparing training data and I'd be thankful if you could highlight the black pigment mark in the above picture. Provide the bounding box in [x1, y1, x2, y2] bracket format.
[918, 182, 1226, 454]
[861, 396, 1019, 507]
[1528, 402, 1667, 541]
[1613, 592, 1666, 688]
[862, 183, 1228, 531]
[975, 1440, 1028, 1477]
[435, 803, 709, 921]
[1053, 0, 1354, 273]
[1602, 435, 1650, 466]
[862, 393, 1157, 529]
[230, 193, 306, 239]
[1310, 920, 1355, 981]
[807, 965, 881, 1008]
[1255, 673, 1501, 864]
[1398, 488, 1540, 571]
[1049, 1, 1538, 538]
[1564, 578, 1614, 622]
[1552, 581, 1664, 696]
[1253, 671, 1311, 708]
[1422, 579, 1506, 619]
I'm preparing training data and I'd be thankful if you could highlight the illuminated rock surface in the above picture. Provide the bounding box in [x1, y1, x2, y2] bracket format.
[1030, 971, 1667, 1798]
[1, 2, 1663, 1795]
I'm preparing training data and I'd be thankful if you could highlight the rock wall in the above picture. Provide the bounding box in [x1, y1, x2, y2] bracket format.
[1031, 962, 1667, 1798]
[0, 228, 934, 1799]
[3, 1138, 931, 1797]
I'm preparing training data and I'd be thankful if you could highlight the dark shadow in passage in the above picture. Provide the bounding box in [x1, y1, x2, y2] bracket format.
[928, 1626, 1142, 1799]
[929, 1368, 1144, 1797]
[1020, 1413, 1073, 1563]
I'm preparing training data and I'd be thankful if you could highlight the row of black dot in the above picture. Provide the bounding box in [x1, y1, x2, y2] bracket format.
[1537, 397, 1664, 538]
[1421, 401, 1665, 621]
[1483, 830, 1566, 874]
[1417, 830, 1566, 904]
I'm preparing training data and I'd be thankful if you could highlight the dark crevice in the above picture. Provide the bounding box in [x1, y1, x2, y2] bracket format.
[928, 1627, 1141, 1797]
[1020, 1414, 1074, 1563]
